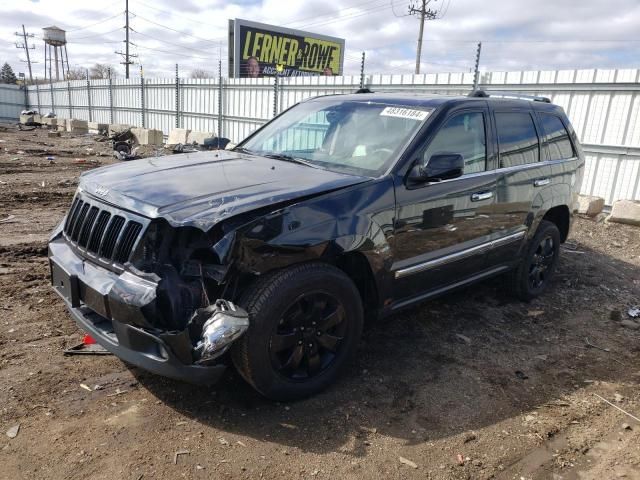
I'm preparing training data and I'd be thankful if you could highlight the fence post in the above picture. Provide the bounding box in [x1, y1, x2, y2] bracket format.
[35, 79, 41, 113]
[217, 59, 223, 138]
[359, 51, 366, 89]
[140, 65, 145, 128]
[49, 78, 55, 116]
[66, 80, 73, 119]
[86, 69, 92, 122]
[175, 64, 180, 129]
[472, 42, 482, 91]
[108, 68, 114, 124]
[273, 74, 279, 118]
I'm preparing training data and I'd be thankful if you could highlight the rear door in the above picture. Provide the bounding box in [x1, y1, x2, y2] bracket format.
[488, 106, 550, 264]
[391, 104, 502, 303]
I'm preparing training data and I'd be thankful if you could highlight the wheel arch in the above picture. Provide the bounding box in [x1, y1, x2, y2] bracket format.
[542, 204, 570, 242]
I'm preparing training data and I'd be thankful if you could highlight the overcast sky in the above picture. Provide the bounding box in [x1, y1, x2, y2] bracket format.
[2, 0, 639, 78]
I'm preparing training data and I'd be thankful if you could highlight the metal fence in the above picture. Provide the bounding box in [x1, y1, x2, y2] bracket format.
[2, 69, 640, 204]
[0, 84, 25, 120]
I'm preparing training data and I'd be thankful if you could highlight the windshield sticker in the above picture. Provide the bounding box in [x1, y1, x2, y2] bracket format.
[380, 107, 430, 121]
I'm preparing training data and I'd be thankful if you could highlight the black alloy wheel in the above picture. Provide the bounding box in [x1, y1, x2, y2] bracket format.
[270, 292, 347, 381]
[528, 235, 556, 289]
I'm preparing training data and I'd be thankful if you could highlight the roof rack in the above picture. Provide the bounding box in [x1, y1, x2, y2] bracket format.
[468, 89, 551, 103]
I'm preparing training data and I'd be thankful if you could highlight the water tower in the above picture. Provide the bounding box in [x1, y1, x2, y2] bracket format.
[43, 26, 70, 81]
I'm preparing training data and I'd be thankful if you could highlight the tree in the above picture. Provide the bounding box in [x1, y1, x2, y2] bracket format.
[89, 63, 116, 79]
[0, 63, 17, 84]
[66, 67, 88, 80]
[191, 69, 213, 79]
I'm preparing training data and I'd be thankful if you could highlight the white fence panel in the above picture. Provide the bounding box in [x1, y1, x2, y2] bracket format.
[0, 85, 24, 120]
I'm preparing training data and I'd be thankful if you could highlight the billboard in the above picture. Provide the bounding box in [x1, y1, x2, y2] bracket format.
[229, 19, 345, 78]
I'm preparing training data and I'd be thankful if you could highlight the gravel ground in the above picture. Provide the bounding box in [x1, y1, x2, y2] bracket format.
[1, 124, 639, 480]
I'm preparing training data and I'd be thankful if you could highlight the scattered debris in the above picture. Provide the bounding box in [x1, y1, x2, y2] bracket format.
[80, 383, 92, 392]
[614, 393, 625, 402]
[463, 432, 477, 443]
[594, 393, 640, 423]
[106, 388, 128, 397]
[629, 306, 640, 319]
[279, 423, 298, 430]
[622, 423, 632, 430]
[455, 333, 472, 345]
[6, 424, 20, 439]
[515, 370, 529, 380]
[236, 440, 247, 447]
[0, 215, 16, 224]
[64, 334, 112, 355]
[399, 456, 418, 469]
[218, 437, 229, 446]
[585, 337, 610, 352]
[535, 354, 548, 361]
[456, 453, 465, 466]
[174, 450, 190, 465]
[527, 310, 545, 317]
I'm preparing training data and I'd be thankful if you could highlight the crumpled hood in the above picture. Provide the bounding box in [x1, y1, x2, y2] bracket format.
[79, 150, 369, 230]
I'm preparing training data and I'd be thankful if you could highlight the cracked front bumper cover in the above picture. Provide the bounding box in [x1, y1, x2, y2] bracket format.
[49, 235, 226, 385]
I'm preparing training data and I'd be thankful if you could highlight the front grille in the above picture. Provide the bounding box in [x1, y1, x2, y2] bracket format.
[62, 194, 147, 266]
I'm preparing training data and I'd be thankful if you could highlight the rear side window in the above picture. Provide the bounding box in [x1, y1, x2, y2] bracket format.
[539, 113, 574, 160]
[495, 112, 539, 168]
[422, 111, 487, 174]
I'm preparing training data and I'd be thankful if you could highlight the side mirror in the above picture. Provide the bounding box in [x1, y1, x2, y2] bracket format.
[409, 153, 464, 183]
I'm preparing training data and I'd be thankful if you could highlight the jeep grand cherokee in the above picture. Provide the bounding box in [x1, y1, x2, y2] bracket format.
[49, 91, 584, 400]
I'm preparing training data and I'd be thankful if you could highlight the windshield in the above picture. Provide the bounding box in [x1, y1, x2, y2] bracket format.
[239, 98, 432, 176]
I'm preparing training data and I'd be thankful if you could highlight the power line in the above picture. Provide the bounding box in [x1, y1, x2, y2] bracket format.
[130, 28, 221, 55]
[408, 0, 438, 74]
[66, 12, 124, 32]
[295, 1, 412, 29]
[70, 27, 123, 40]
[131, 12, 225, 44]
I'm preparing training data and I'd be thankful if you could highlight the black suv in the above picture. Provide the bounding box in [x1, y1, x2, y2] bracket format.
[49, 91, 584, 400]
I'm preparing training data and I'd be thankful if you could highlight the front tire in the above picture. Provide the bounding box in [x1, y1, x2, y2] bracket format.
[231, 263, 364, 401]
[506, 220, 561, 301]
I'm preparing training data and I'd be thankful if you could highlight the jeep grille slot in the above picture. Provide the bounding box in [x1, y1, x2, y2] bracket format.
[78, 206, 99, 247]
[88, 211, 111, 253]
[100, 216, 126, 260]
[61, 193, 148, 267]
[114, 221, 143, 264]
[71, 203, 90, 241]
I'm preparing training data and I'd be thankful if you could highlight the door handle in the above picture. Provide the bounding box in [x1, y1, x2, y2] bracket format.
[470, 191, 493, 202]
[534, 178, 550, 187]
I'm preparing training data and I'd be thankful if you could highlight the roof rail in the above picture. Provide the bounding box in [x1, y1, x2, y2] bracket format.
[468, 89, 551, 103]
[355, 88, 373, 94]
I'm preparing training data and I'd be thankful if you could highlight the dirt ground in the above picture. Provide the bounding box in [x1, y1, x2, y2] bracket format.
[1, 124, 639, 480]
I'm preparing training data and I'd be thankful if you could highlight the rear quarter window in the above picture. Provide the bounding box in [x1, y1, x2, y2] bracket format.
[539, 113, 575, 160]
[495, 112, 540, 168]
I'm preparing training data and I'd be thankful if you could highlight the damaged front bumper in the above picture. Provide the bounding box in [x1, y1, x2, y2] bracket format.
[48, 235, 238, 385]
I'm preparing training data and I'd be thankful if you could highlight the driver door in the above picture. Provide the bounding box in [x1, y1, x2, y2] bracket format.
[391, 106, 502, 303]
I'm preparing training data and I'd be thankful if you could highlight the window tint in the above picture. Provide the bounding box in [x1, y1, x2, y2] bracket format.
[495, 112, 539, 167]
[539, 113, 574, 160]
[423, 112, 486, 174]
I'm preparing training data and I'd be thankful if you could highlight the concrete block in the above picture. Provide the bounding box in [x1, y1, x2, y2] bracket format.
[187, 130, 216, 145]
[167, 128, 191, 145]
[108, 124, 131, 136]
[131, 127, 163, 146]
[20, 114, 35, 124]
[607, 200, 640, 226]
[65, 118, 88, 133]
[88, 122, 109, 134]
[577, 195, 605, 217]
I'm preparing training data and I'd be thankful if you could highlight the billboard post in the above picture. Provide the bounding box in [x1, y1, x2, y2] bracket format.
[229, 18, 345, 78]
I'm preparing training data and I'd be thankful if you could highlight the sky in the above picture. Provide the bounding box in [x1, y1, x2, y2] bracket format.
[1, 0, 639, 79]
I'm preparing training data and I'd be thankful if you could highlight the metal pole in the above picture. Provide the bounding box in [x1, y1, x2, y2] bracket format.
[54, 46, 60, 81]
[125, 0, 130, 79]
[21, 25, 33, 83]
[67, 80, 73, 119]
[64, 45, 70, 79]
[415, 0, 426, 74]
[359, 51, 366, 89]
[218, 59, 223, 138]
[108, 68, 114, 124]
[140, 65, 145, 127]
[49, 75, 55, 116]
[35, 78, 41, 113]
[273, 74, 279, 118]
[86, 69, 92, 122]
[175, 63, 179, 128]
[472, 42, 482, 91]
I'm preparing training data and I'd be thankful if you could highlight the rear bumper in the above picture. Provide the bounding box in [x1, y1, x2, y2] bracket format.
[49, 235, 226, 385]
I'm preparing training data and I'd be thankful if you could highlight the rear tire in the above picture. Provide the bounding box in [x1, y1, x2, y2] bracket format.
[231, 263, 363, 401]
[506, 220, 561, 301]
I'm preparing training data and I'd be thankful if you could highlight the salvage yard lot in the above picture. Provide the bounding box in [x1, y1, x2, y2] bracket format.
[1, 125, 639, 479]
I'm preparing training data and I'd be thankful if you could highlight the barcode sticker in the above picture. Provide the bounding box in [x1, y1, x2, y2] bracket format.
[380, 106, 430, 121]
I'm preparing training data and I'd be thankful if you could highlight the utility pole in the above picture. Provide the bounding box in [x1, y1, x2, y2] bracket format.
[115, 0, 137, 78]
[408, 0, 438, 74]
[15, 25, 36, 83]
